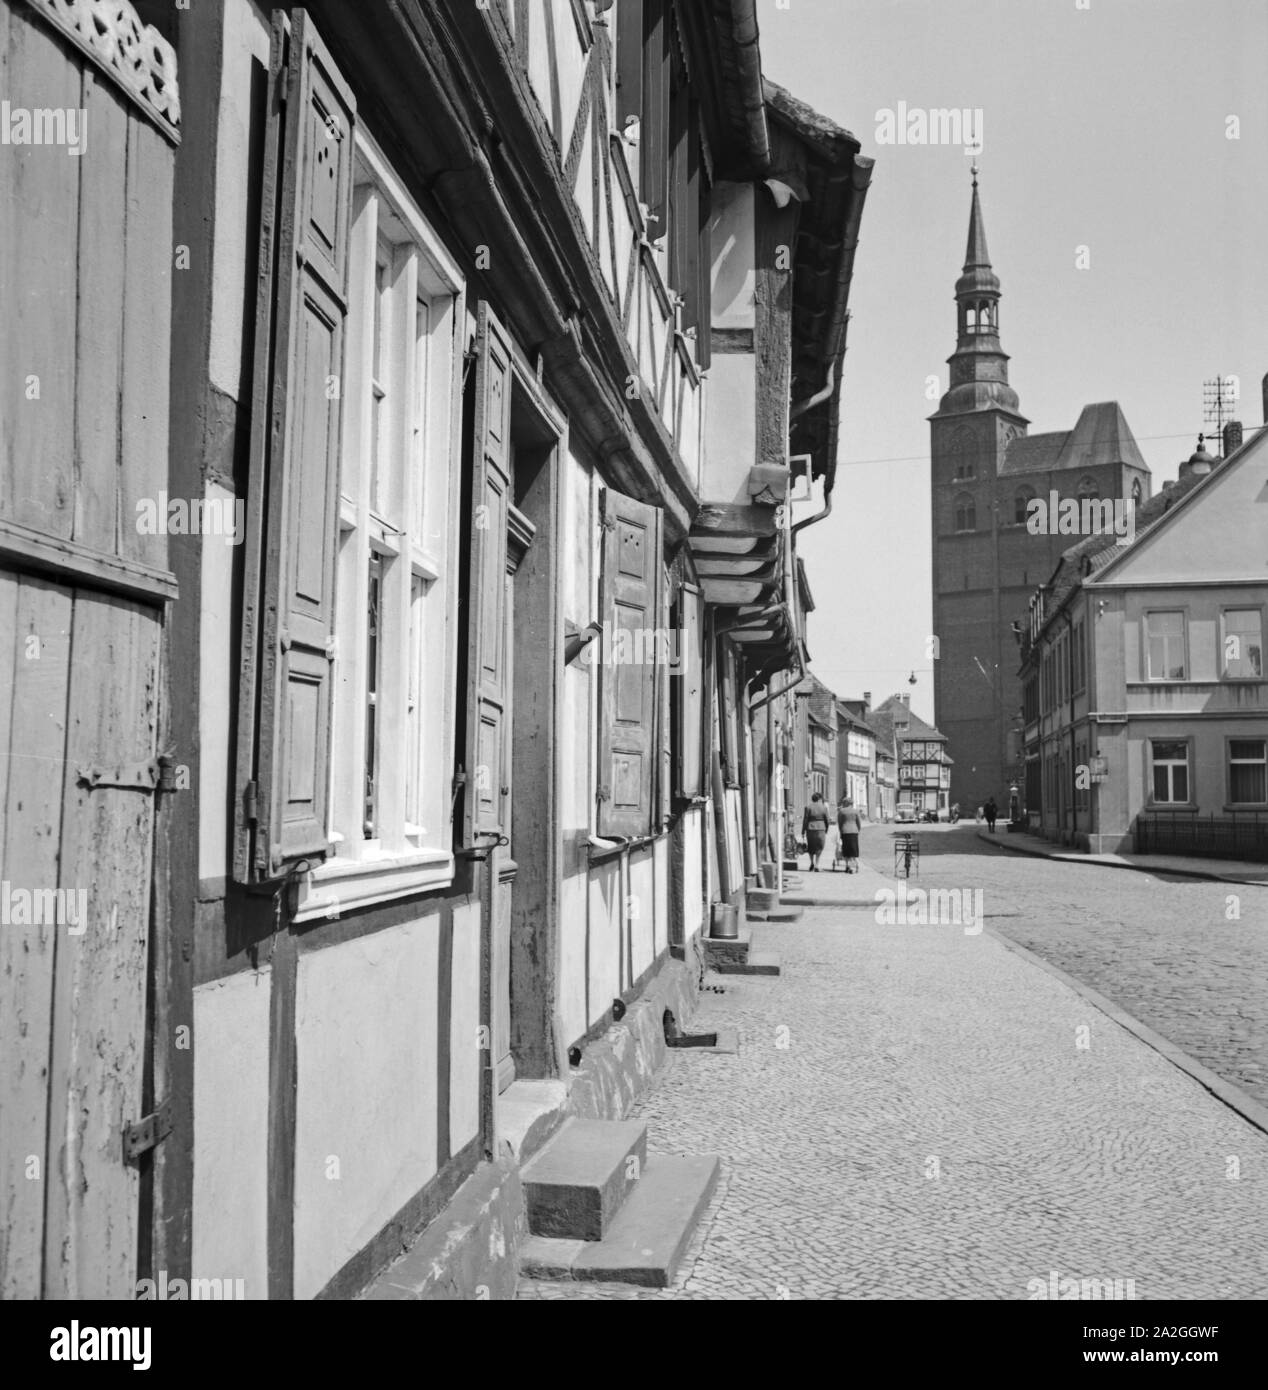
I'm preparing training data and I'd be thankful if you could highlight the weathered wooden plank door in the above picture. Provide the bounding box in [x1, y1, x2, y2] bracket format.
[0, 0, 177, 1298]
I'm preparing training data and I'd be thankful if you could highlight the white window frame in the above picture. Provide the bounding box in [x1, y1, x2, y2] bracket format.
[1145, 609, 1187, 682]
[293, 129, 465, 922]
[1221, 607, 1264, 681]
[1148, 739, 1191, 806]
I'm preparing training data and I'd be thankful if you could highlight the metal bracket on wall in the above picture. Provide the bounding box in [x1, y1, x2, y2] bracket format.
[123, 1100, 172, 1164]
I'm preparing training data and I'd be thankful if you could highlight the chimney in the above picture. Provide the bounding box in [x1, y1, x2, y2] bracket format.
[1223, 420, 1243, 457]
[900, 692, 911, 706]
[862, 691, 871, 712]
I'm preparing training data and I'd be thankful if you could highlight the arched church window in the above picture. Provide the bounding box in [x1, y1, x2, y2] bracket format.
[966, 307, 976, 331]
[1131, 478, 1143, 505]
[1014, 487, 1036, 524]
[954, 493, 976, 532]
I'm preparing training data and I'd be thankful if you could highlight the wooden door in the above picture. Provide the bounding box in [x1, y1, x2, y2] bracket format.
[0, 1, 177, 1297]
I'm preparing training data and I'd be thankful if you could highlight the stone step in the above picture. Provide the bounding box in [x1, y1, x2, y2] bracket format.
[713, 949, 781, 976]
[745, 905, 803, 923]
[702, 927, 752, 968]
[520, 1117, 647, 1242]
[519, 1154, 720, 1287]
[746, 887, 780, 911]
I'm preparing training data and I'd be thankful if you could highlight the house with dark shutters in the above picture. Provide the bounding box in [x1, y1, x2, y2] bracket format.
[0, 0, 870, 1298]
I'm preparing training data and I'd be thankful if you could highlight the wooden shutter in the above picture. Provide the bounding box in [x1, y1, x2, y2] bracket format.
[460, 302, 513, 848]
[597, 487, 663, 837]
[641, 0, 670, 231]
[674, 582, 704, 799]
[235, 10, 355, 882]
[615, 0, 643, 137]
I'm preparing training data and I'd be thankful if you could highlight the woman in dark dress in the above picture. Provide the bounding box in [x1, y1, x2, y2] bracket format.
[801, 793, 830, 872]
[837, 796, 862, 873]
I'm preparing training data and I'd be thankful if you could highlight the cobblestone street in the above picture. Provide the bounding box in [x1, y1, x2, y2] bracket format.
[518, 829, 1268, 1299]
[915, 826, 1268, 1108]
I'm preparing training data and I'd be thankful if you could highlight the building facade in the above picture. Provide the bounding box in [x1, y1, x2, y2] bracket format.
[929, 172, 1152, 811]
[1022, 430, 1268, 858]
[872, 694, 952, 818]
[0, 0, 870, 1299]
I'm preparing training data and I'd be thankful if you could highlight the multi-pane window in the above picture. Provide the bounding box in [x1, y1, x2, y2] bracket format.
[1228, 740, 1267, 805]
[1222, 609, 1263, 679]
[294, 135, 462, 917]
[1145, 610, 1186, 680]
[1150, 740, 1190, 804]
[954, 493, 976, 532]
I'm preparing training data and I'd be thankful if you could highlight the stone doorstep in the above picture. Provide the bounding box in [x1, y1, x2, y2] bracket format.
[519, 1153, 721, 1288]
[520, 1117, 648, 1242]
[711, 949, 780, 976]
[744, 906, 803, 923]
[497, 1078, 570, 1166]
[702, 927, 753, 966]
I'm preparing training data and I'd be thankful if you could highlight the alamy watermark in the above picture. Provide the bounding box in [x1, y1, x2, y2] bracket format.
[874, 103, 982, 155]
[579, 624, 689, 673]
[2, 102, 87, 156]
[2, 881, 87, 934]
[135, 492, 245, 545]
[1027, 1270, 1136, 1300]
[874, 886, 983, 935]
[1026, 493, 1136, 541]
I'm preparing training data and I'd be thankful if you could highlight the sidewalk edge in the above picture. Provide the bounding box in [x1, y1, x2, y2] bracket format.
[988, 928, 1268, 1139]
[975, 830, 1264, 888]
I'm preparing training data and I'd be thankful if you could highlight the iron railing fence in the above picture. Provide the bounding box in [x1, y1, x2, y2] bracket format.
[1134, 810, 1268, 863]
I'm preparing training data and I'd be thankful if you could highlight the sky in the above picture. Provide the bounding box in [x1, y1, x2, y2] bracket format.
[760, 0, 1268, 725]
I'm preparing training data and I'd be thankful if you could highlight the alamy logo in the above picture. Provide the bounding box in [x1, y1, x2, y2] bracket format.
[1026, 493, 1136, 541]
[135, 492, 245, 545]
[1027, 1270, 1136, 1300]
[2, 101, 87, 155]
[874, 103, 983, 155]
[579, 623, 689, 673]
[136, 1270, 246, 1300]
[874, 886, 984, 935]
[50, 1322, 150, 1371]
[1, 881, 87, 934]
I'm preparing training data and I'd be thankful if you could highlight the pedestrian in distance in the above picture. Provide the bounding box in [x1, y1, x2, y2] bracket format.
[984, 796, 998, 834]
[837, 795, 862, 873]
[802, 793, 831, 872]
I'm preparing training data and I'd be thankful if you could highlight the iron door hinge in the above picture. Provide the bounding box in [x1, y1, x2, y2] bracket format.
[123, 1100, 172, 1164]
[77, 755, 183, 794]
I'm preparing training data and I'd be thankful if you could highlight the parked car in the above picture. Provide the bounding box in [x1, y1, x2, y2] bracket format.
[895, 803, 919, 823]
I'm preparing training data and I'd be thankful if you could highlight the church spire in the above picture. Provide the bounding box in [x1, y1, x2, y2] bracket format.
[933, 165, 1021, 417]
[963, 163, 992, 273]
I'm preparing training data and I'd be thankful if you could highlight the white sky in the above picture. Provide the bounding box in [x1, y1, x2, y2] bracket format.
[761, 0, 1268, 725]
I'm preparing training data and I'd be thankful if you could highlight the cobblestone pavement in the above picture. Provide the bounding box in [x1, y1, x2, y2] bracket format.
[890, 825, 1268, 1108]
[518, 838, 1268, 1300]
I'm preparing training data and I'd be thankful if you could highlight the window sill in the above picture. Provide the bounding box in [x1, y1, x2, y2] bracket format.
[291, 847, 455, 923]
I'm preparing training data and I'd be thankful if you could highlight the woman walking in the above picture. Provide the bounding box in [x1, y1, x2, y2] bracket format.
[837, 795, 862, 874]
[801, 793, 831, 872]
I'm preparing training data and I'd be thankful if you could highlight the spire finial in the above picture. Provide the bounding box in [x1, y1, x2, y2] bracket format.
[970, 161, 979, 188]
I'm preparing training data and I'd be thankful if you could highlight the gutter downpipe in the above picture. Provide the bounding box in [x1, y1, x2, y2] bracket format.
[729, 0, 771, 171]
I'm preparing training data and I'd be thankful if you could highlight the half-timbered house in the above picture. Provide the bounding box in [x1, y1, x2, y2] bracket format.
[1, 0, 870, 1299]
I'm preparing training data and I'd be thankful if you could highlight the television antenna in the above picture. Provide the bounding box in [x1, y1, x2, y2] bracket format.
[1202, 376, 1238, 453]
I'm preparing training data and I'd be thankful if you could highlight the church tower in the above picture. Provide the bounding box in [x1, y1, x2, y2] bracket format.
[928, 168, 1029, 809]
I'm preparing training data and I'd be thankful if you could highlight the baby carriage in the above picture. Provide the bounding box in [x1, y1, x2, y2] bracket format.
[830, 832, 848, 872]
